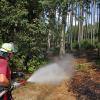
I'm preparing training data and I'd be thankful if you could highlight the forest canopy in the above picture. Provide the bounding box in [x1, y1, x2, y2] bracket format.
[0, 0, 100, 72]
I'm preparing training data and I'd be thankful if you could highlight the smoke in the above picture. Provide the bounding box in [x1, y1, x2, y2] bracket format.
[27, 54, 75, 84]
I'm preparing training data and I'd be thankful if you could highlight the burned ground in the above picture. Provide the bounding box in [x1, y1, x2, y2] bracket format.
[13, 50, 100, 100]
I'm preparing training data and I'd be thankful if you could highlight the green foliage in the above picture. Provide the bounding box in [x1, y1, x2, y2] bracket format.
[0, 0, 28, 42]
[96, 42, 100, 49]
[27, 58, 48, 72]
[75, 64, 85, 71]
[9, 54, 25, 71]
[95, 59, 100, 69]
[0, 0, 48, 73]
[10, 53, 48, 73]
[80, 40, 94, 50]
[0, 0, 100, 73]
[72, 41, 79, 49]
[72, 40, 96, 50]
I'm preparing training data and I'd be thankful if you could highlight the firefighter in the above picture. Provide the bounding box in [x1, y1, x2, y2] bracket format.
[0, 43, 16, 100]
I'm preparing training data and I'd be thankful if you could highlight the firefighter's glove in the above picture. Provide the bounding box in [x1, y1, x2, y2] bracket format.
[11, 80, 26, 90]
[10, 82, 21, 91]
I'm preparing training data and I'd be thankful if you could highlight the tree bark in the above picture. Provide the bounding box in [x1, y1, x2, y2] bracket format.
[98, 2, 100, 57]
[78, 6, 83, 49]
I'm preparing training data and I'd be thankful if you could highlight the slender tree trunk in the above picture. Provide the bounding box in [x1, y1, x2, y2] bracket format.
[93, 0, 96, 45]
[68, 13, 70, 44]
[60, 24, 65, 56]
[74, 2, 78, 42]
[98, 3, 100, 57]
[78, 5, 83, 49]
[47, 7, 56, 52]
[84, 12, 87, 40]
[86, 12, 88, 40]
[91, 3, 93, 45]
[59, 7, 66, 56]
[98, 3, 100, 41]
[47, 30, 51, 51]
[70, 11, 73, 50]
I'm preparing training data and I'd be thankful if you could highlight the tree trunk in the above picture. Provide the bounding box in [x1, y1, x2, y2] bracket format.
[70, 11, 73, 50]
[47, 30, 51, 51]
[59, 8, 66, 56]
[92, 0, 96, 45]
[98, 2, 100, 57]
[78, 5, 83, 49]
[60, 24, 65, 56]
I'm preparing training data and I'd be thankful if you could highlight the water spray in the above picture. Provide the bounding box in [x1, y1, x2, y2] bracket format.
[0, 54, 75, 97]
[27, 54, 75, 84]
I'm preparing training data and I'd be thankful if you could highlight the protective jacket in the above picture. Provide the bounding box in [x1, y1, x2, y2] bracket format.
[0, 56, 12, 100]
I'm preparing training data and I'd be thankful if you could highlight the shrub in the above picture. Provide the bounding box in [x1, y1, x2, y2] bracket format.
[27, 58, 48, 72]
[96, 42, 100, 49]
[10, 54, 25, 71]
[72, 41, 79, 49]
[10, 53, 48, 73]
[80, 40, 94, 50]
[75, 64, 85, 71]
[95, 59, 100, 69]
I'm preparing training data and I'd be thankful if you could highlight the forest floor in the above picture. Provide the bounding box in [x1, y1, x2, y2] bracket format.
[12, 50, 100, 100]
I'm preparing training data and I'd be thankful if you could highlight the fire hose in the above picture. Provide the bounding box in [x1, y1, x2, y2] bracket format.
[0, 71, 27, 98]
[0, 80, 27, 98]
[0, 90, 8, 97]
